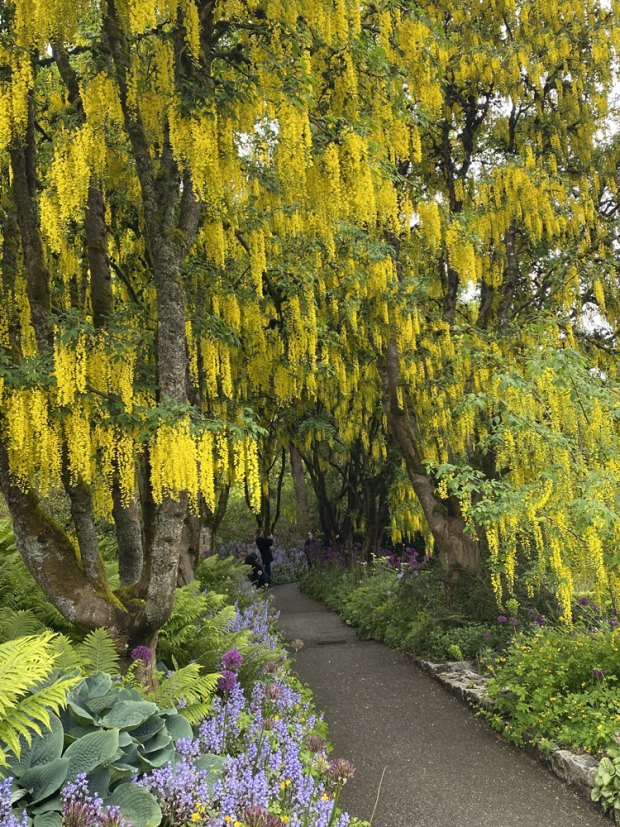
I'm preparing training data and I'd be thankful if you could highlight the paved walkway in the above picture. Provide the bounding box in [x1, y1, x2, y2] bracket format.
[271, 583, 610, 827]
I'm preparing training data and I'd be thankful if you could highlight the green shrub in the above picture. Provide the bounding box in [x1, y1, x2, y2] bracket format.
[485, 625, 620, 753]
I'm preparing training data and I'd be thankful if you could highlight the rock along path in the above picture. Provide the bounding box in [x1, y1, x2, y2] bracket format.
[271, 583, 610, 827]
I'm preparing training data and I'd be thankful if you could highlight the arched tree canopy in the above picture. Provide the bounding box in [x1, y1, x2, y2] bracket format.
[1, 0, 620, 644]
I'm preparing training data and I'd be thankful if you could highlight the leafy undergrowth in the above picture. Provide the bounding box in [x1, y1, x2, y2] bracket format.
[0, 545, 366, 827]
[300, 559, 620, 761]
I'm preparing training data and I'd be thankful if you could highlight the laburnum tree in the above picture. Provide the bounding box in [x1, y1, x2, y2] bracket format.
[373, 0, 620, 616]
[0, 0, 418, 650]
[1, 0, 620, 650]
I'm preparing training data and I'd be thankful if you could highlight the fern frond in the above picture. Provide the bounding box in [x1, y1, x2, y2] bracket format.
[77, 628, 120, 675]
[48, 634, 87, 672]
[142, 664, 218, 725]
[0, 634, 81, 765]
[0, 609, 45, 643]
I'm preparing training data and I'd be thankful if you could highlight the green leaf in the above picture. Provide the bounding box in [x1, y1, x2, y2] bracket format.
[161, 713, 192, 743]
[8, 714, 64, 777]
[193, 752, 225, 792]
[20, 758, 69, 804]
[138, 745, 175, 769]
[100, 701, 159, 731]
[129, 715, 166, 741]
[64, 729, 120, 780]
[33, 813, 63, 827]
[105, 783, 162, 827]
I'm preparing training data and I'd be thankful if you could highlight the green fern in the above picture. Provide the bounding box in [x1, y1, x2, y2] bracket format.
[140, 663, 219, 725]
[77, 628, 120, 675]
[0, 633, 81, 765]
[48, 633, 88, 672]
[0, 609, 46, 643]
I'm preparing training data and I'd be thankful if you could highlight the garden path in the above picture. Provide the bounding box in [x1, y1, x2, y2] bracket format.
[271, 583, 610, 827]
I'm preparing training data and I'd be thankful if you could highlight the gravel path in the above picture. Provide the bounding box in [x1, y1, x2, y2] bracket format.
[271, 583, 611, 827]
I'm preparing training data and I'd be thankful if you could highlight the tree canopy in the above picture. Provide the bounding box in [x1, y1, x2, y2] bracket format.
[1, 0, 620, 647]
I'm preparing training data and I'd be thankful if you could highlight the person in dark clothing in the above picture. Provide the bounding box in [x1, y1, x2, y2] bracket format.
[303, 531, 319, 568]
[255, 528, 274, 584]
[244, 547, 267, 587]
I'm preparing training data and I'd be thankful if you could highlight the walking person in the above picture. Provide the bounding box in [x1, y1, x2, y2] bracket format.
[304, 531, 319, 568]
[255, 527, 274, 584]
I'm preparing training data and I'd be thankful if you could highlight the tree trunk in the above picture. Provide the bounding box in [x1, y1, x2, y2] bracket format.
[289, 443, 308, 528]
[0, 445, 129, 641]
[112, 485, 144, 587]
[382, 340, 480, 580]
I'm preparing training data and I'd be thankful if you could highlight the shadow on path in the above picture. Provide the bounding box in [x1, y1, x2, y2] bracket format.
[271, 583, 610, 827]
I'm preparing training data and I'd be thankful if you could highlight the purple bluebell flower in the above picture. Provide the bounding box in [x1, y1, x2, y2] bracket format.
[578, 597, 590, 606]
[497, 614, 507, 623]
[139, 758, 211, 824]
[0, 778, 28, 827]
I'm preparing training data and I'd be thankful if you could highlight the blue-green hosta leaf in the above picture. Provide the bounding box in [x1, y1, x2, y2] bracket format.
[105, 783, 162, 827]
[87, 764, 111, 798]
[33, 813, 62, 827]
[64, 729, 119, 780]
[65, 699, 95, 725]
[100, 701, 158, 731]
[130, 715, 166, 741]
[77, 672, 113, 701]
[139, 731, 172, 754]
[8, 714, 64, 776]
[137, 744, 175, 769]
[20, 758, 68, 805]
[161, 713, 192, 743]
[30, 794, 61, 814]
[118, 731, 134, 748]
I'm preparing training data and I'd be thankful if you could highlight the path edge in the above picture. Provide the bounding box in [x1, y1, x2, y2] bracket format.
[416, 658, 614, 823]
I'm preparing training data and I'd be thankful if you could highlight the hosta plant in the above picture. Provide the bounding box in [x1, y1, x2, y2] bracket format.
[3, 672, 223, 827]
[592, 741, 620, 813]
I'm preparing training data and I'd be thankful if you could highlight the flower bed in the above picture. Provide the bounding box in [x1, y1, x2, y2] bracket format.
[1, 566, 365, 827]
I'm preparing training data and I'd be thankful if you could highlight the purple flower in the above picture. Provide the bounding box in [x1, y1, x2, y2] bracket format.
[481, 631, 493, 642]
[610, 619, 619, 630]
[497, 615, 507, 623]
[221, 649, 244, 671]
[578, 597, 590, 606]
[328, 758, 356, 786]
[217, 670, 237, 693]
[61, 774, 129, 827]
[507, 617, 519, 627]
[0, 778, 28, 827]
[130, 645, 153, 662]
[533, 616, 547, 627]
[243, 805, 282, 827]
[592, 668, 605, 680]
[139, 758, 211, 823]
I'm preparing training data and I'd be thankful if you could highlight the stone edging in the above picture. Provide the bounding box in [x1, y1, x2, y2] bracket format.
[416, 659, 611, 822]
